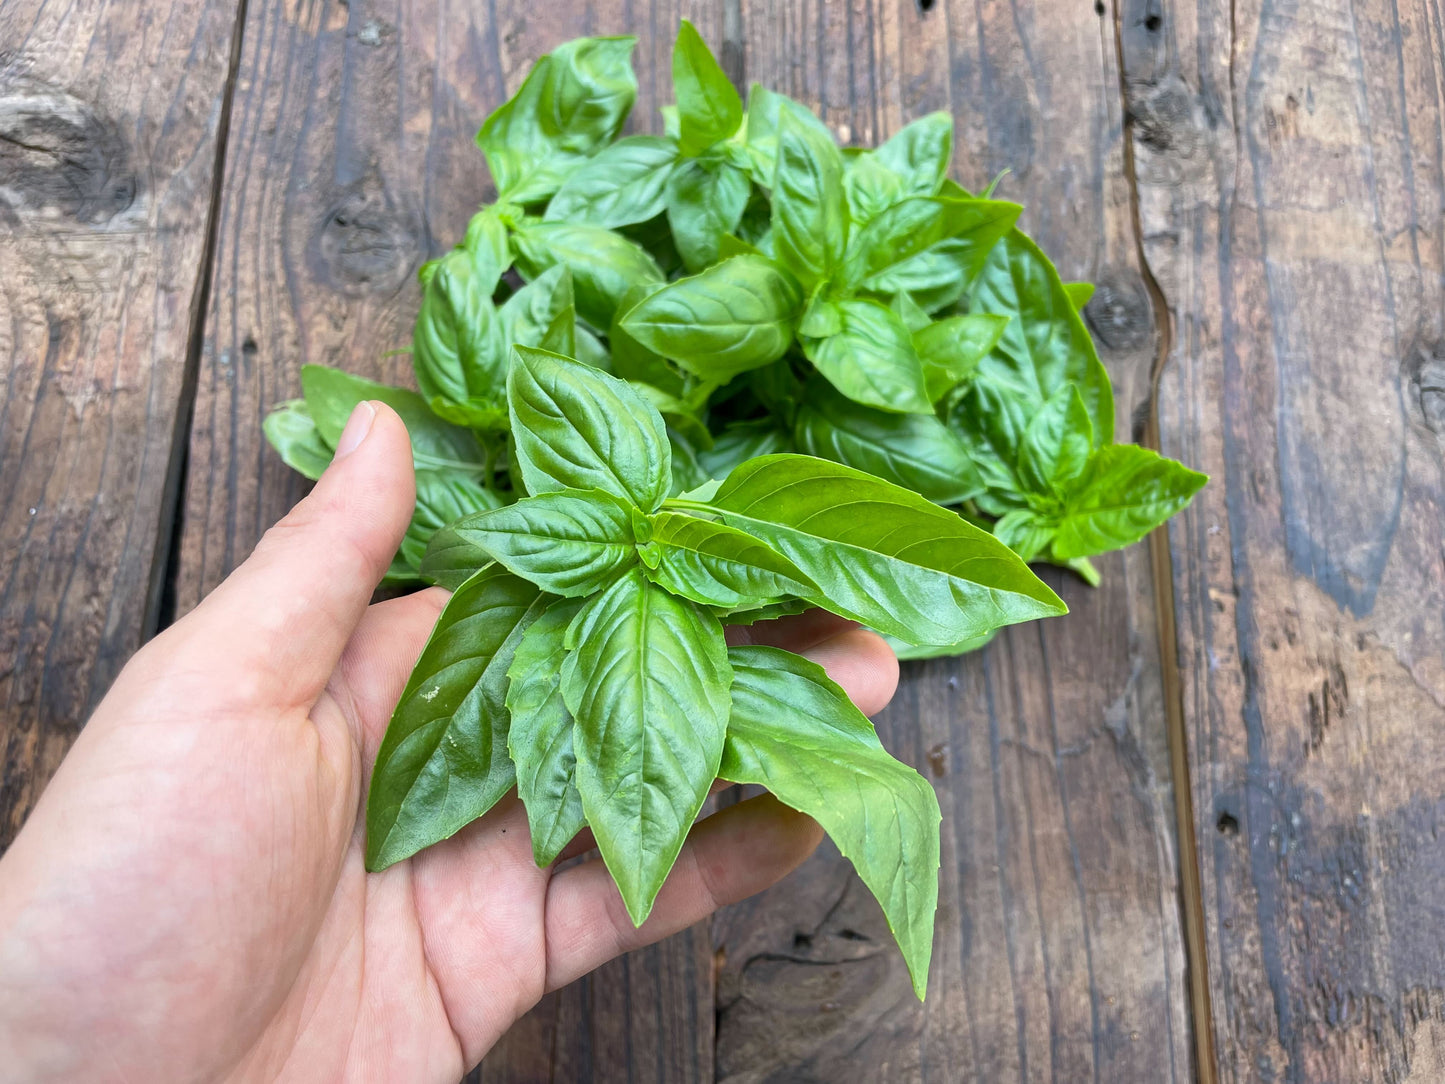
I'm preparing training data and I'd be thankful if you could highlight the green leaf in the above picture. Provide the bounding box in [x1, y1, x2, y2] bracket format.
[544, 135, 679, 228]
[890, 292, 932, 334]
[501, 264, 575, 358]
[365, 566, 546, 870]
[462, 208, 512, 294]
[643, 510, 816, 608]
[709, 454, 1067, 645]
[412, 249, 507, 427]
[843, 151, 905, 228]
[665, 157, 752, 272]
[1017, 384, 1094, 497]
[770, 103, 846, 288]
[477, 36, 639, 203]
[419, 529, 491, 591]
[915, 314, 1009, 403]
[509, 345, 671, 512]
[610, 282, 684, 395]
[450, 488, 638, 596]
[968, 229, 1115, 445]
[618, 255, 803, 382]
[993, 508, 1056, 564]
[399, 471, 505, 571]
[875, 111, 954, 197]
[560, 569, 732, 924]
[1051, 444, 1207, 559]
[803, 298, 932, 415]
[710, 597, 811, 624]
[629, 381, 714, 449]
[860, 237, 975, 313]
[263, 400, 332, 480]
[300, 365, 485, 474]
[793, 378, 983, 505]
[799, 290, 843, 338]
[721, 645, 941, 999]
[740, 83, 836, 185]
[512, 222, 664, 330]
[946, 377, 1034, 501]
[667, 427, 712, 496]
[697, 418, 792, 479]
[506, 598, 587, 866]
[673, 19, 744, 154]
[843, 197, 1019, 291]
[1064, 281, 1095, 311]
[883, 628, 998, 660]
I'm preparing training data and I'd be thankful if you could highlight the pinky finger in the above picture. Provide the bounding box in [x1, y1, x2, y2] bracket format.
[541, 794, 823, 992]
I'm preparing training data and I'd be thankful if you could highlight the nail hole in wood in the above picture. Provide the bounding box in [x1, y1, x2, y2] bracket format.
[917, 0, 936, 12]
[1145, 13, 1162, 30]
[1217, 812, 1240, 836]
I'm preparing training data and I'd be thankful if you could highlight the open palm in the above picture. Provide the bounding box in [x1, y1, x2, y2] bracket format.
[0, 403, 898, 1082]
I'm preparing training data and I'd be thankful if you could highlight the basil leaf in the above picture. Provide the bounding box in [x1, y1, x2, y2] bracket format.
[860, 236, 975, 313]
[300, 365, 485, 474]
[844, 151, 905, 227]
[799, 291, 843, 338]
[506, 598, 587, 866]
[544, 135, 679, 228]
[1051, 444, 1208, 559]
[618, 255, 803, 382]
[709, 454, 1066, 644]
[890, 291, 932, 334]
[509, 345, 671, 512]
[450, 488, 638, 596]
[1017, 384, 1094, 497]
[697, 418, 793, 479]
[667, 428, 712, 497]
[1064, 281, 1095, 310]
[643, 510, 816, 608]
[969, 229, 1115, 445]
[803, 298, 933, 415]
[263, 400, 331, 480]
[711, 597, 811, 624]
[843, 197, 1020, 291]
[419, 528, 491, 591]
[560, 569, 732, 924]
[665, 157, 752, 272]
[875, 111, 954, 197]
[947, 377, 1034, 499]
[365, 566, 547, 870]
[412, 249, 507, 428]
[630, 382, 714, 449]
[610, 282, 684, 395]
[993, 508, 1056, 563]
[740, 83, 836, 185]
[512, 222, 664, 330]
[794, 378, 983, 505]
[399, 471, 505, 570]
[499, 264, 576, 357]
[915, 313, 1009, 403]
[463, 208, 512, 294]
[673, 19, 744, 154]
[721, 645, 941, 999]
[770, 103, 846, 288]
[477, 36, 639, 203]
[883, 627, 998, 660]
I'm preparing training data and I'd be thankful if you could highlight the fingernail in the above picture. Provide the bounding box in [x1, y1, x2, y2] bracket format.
[334, 401, 377, 459]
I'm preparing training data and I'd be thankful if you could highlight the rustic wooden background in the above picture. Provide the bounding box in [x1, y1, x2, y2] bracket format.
[2, 0, 1442, 1080]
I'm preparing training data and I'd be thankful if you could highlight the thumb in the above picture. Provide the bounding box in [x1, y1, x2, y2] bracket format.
[181, 401, 416, 709]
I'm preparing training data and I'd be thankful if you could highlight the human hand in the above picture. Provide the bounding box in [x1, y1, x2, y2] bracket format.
[0, 402, 899, 1082]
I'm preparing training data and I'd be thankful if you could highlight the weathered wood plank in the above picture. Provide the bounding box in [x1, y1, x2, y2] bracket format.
[0, 0, 243, 843]
[711, 1, 1192, 1080]
[1127, 0, 1445, 1074]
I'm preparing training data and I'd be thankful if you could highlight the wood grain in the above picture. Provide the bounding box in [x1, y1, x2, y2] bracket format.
[1125, 0, 1445, 1074]
[710, 1, 1193, 1080]
[0, 0, 244, 843]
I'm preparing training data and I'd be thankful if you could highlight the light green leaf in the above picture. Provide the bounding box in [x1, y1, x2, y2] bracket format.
[709, 454, 1067, 645]
[500, 263, 576, 357]
[506, 598, 587, 866]
[665, 157, 752, 272]
[512, 222, 664, 330]
[993, 508, 1056, 564]
[740, 83, 836, 184]
[1064, 281, 1095, 311]
[508, 346, 671, 512]
[263, 400, 332, 480]
[412, 249, 507, 427]
[721, 645, 941, 999]
[399, 471, 505, 571]
[1017, 384, 1094, 497]
[618, 255, 802, 382]
[1052, 444, 1207, 558]
[844, 151, 905, 227]
[673, 19, 744, 154]
[643, 510, 816, 608]
[890, 292, 932, 334]
[875, 111, 954, 197]
[544, 135, 679, 228]
[451, 488, 637, 596]
[561, 569, 732, 924]
[843, 197, 1019, 291]
[915, 313, 1009, 403]
[463, 208, 512, 294]
[883, 628, 998, 660]
[365, 566, 546, 870]
[770, 103, 846, 288]
[803, 298, 932, 415]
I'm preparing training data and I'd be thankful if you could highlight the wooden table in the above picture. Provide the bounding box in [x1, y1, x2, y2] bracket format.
[2, 0, 1443, 1080]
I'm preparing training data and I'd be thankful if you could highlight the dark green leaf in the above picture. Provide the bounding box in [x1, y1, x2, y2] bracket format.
[450, 488, 637, 596]
[1017, 384, 1093, 497]
[697, 418, 792, 479]
[500, 264, 576, 357]
[630, 382, 714, 449]
[673, 19, 744, 154]
[709, 454, 1066, 644]
[843, 197, 1020, 291]
[610, 282, 684, 395]
[399, 471, 505, 570]
[770, 103, 846, 288]
[512, 222, 664, 330]
[263, 400, 332, 480]
[506, 598, 587, 866]
[365, 566, 546, 870]
[412, 249, 507, 427]
[1051, 444, 1207, 558]
[721, 645, 941, 999]
[665, 157, 752, 272]
[419, 528, 491, 591]
[618, 255, 803, 382]
[544, 135, 679, 228]
[915, 314, 1008, 403]
[946, 377, 1034, 500]
[794, 378, 983, 504]
[643, 510, 816, 607]
[463, 208, 512, 294]
[560, 569, 732, 924]
[803, 298, 932, 415]
[874, 111, 953, 197]
[668, 428, 712, 497]
[710, 596, 811, 624]
[509, 345, 671, 512]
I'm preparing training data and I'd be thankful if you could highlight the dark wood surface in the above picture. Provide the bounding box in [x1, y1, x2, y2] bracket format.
[4, 0, 1443, 1080]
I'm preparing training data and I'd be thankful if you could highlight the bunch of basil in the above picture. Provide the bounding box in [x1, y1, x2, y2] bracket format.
[264, 24, 1205, 998]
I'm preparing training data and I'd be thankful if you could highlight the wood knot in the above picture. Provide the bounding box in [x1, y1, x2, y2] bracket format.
[0, 75, 137, 224]
[1084, 270, 1154, 354]
[310, 179, 422, 297]
[1126, 75, 1211, 186]
[1406, 340, 1445, 435]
